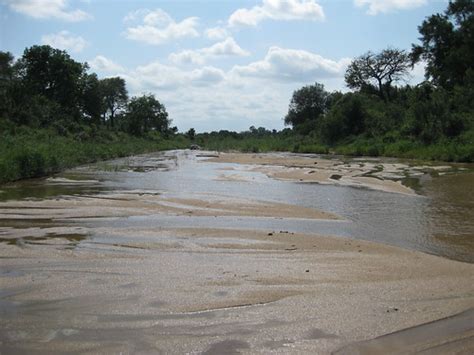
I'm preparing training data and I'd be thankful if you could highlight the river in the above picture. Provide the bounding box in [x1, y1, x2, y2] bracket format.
[0, 150, 473, 353]
[1, 150, 473, 262]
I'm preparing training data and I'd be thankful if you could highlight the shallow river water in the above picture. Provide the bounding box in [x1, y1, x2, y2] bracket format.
[1, 150, 473, 262]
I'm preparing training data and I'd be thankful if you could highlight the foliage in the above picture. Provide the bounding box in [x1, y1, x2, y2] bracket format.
[99, 77, 128, 127]
[0, 126, 189, 184]
[412, 0, 474, 88]
[279, 0, 473, 161]
[186, 128, 196, 140]
[345, 48, 411, 101]
[284, 83, 331, 134]
[123, 95, 170, 136]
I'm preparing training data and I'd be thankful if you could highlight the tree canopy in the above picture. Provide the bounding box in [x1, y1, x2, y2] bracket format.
[99, 77, 128, 127]
[0, 45, 172, 138]
[412, 0, 474, 88]
[284, 83, 331, 134]
[125, 95, 170, 136]
[345, 48, 411, 101]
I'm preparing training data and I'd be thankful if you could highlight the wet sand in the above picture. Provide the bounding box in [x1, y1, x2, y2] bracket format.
[206, 152, 459, 195]
[0, 150, 473, 353]
[1, 226, 473, 353]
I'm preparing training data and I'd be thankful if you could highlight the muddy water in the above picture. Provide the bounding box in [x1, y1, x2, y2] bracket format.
[0, 150, 473, 262]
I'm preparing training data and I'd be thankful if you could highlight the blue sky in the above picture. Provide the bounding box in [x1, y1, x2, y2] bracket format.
[0, 0, 447, 132]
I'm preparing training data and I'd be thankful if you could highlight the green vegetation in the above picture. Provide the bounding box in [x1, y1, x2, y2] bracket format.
[0, 125, 188, 183]
[1, 1, 473, 184]
[196, 1, 474, 162]
[0, 44, 187, 184]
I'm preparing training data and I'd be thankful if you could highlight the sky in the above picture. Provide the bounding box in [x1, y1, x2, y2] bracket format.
[0, 0, 448, 132]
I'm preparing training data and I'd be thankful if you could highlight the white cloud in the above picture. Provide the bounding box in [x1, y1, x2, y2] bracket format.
[41, 31, 88, 53]
[190, 66, 226, 86]
[354, 0, 427, 15]
[125, 61, 225, 91]
[228, 0, 324, 27]
[169, 37, 250, 65]
[124, 8, 199, 45]
[232, 46, 350, 82]
[205, 26, 229, 40]
[408, 61, 427, 85]
[3, 0, 91, 21]
[88, 55, 125, 73]
[97, 47, 350, 132]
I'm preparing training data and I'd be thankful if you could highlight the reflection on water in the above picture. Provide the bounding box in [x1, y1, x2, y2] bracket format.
[0, 150, 473, 262]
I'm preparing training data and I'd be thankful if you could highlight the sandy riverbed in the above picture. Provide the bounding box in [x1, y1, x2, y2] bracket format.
[0, 151, 473, 353]
[1, 224, 473, 353]
[206, 152, 458, 195]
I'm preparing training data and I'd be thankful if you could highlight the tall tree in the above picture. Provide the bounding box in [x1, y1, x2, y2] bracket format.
[125, 94, 169, 136]
[284, 83, 331, 133]
[345, 48, 411, 101]
[0, 51, 15, 117]
[81, 73, 103, 124]
[99, 77, 128, 127]
[412, 0, 474, 88]
[16, 45, 87, 118]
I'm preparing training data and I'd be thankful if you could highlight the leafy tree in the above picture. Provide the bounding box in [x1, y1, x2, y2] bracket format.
[0, 51, 14, 82]
[99, 77, 128, 127]
[412, 0, 474, 88]
[0, 51, 15, 118]
[186, 128, 196, 140]
[81, 73, 102, 124]
[284, 83, 331, 134]
[124, 94, 169, 136]
[16, 45, 87, 118]
[320, 93, 366, 143]
[345, 48, 411, 101]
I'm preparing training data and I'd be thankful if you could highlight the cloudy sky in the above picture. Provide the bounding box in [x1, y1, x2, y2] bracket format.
[0, 0, 446, 132]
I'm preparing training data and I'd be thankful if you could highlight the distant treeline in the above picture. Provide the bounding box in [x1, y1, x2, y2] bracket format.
[196, 0, 474, 162]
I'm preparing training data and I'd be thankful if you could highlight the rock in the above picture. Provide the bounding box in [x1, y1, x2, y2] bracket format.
[189, 144, 201, 150]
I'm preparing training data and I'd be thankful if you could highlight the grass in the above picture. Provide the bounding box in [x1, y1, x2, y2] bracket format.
[0, 127, 189, 184]
[332, 131, 474, 162]
[197, 129, 474, 163]
[2, 126, 472, 185]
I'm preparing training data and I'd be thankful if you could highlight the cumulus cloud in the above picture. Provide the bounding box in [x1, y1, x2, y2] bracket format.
[3, 0, 91, 21]
[232, 46, 350, 82]
[189, 66, 226, 86]
[169, 37, 250, 65]
[41, 31, 88, 52]
[124, 8, 199, 45]
[125, 61, 225, 91]
[205, 26, 229, 40]
[97, 47, 350, 132]
[88, 55, 125, 73]
[228, 0, 324, 27]
[354, 0, 427, 15]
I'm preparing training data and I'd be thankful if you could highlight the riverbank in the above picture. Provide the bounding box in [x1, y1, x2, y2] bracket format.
[0, 150, 473, 353]
[196, 131, 474, 163]
[0, 127, 189, 184]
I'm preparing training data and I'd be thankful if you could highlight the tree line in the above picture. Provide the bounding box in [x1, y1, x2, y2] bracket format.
[0, 45, 174, 137]
[283, 0, 473, 154]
